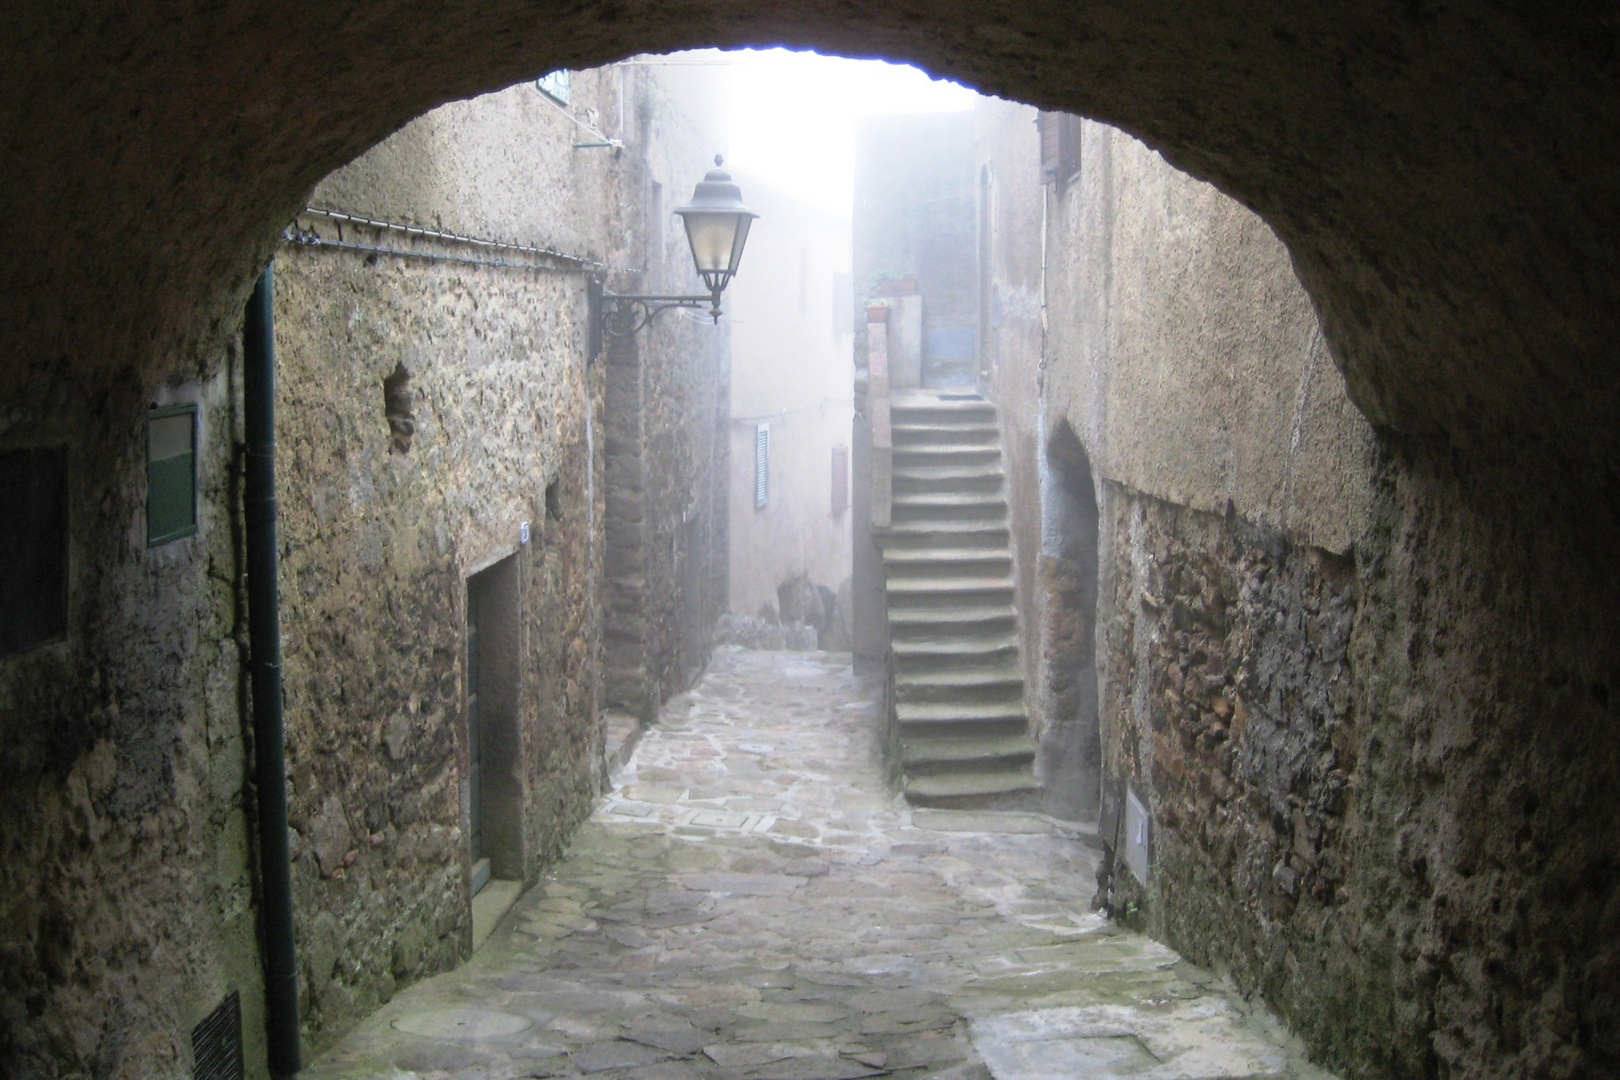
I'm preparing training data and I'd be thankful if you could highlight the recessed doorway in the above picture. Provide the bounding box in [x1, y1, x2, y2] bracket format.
[466, 554, 523, 900]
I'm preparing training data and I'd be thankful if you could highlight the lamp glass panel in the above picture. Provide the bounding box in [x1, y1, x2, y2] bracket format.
[727, 215, 754, 275]
[683, 212, 740, 274]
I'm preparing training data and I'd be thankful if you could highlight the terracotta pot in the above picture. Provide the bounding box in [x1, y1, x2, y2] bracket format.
[897, 276, 917, 295]
[866, 305, 890, 323]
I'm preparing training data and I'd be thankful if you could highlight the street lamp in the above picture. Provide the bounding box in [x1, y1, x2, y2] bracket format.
[596, 156, 758, 338]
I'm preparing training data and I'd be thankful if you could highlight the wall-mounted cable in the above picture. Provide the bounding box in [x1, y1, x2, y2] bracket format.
[296, 207, 631, 272]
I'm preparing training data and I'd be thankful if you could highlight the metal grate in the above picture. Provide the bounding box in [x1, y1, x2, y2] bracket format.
[191, 991, 243, 1080]
[754, 424, 770, 509]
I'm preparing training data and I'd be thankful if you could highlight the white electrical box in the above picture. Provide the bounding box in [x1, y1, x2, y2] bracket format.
[1124, 784, 1152, 885]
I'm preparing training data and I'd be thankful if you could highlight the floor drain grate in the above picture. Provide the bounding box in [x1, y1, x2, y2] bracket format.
[191, 991, 242, 1080]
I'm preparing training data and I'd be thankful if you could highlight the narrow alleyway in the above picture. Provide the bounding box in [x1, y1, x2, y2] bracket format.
[308, 650, 1334, 1080]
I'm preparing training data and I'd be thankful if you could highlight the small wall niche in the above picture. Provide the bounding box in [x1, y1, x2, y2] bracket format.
[545, 478, 564, 522]
[383, 362, 415, 454]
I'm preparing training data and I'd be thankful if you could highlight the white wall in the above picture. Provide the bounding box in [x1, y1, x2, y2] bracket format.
[725, 175, 855, 617]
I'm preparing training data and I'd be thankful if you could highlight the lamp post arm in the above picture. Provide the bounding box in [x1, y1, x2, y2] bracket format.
[599, 287, 726, 337]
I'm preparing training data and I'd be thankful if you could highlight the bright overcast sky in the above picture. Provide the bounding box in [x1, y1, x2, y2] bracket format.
[723, 49, 980, 220]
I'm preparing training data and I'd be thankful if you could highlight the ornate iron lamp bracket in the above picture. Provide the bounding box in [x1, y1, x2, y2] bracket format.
[599, 289, 724, 337]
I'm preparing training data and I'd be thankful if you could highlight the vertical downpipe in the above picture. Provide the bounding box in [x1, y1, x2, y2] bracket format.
[244, 263, 302, 1077]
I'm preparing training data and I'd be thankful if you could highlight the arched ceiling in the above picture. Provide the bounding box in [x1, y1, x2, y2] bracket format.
[3, 2, 1616, 481]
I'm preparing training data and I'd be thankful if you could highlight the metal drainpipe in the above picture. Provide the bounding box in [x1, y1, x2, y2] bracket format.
[244, 262, 302, 1077]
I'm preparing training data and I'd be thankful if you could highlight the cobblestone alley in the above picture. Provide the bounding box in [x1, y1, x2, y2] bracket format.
[307, 649, 1335, 1080]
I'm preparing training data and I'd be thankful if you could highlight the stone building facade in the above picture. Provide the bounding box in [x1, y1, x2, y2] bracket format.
[0, 61, 729, 1076]
[970, 108, 1512, 1077]
[854, 97, 1428, 1072]
[599, 59, 732, 716]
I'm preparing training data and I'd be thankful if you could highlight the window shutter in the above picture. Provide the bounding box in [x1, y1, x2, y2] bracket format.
[754, 424, 770, 509]
[147, 404, 197, 546]
[536, 70, 571, 105]
[830, 445, 849, 517]
[1038, 112, 1081, 189]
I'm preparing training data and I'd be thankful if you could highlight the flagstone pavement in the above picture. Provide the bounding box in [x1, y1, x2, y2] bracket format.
[306, 647, 1337, 1080]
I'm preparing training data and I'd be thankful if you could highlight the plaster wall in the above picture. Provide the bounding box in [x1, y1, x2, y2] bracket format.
[971, 98, 1048, 745]
[726, 177, 854, 620]
[1044, 124, 1376, 555]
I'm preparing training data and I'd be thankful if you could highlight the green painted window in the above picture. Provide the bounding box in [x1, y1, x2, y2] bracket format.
[147, 404, 197, 546]
[536, 70, 571, 105]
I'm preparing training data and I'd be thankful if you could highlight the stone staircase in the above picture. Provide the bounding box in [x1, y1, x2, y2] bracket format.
[877, 392, 1039, 809]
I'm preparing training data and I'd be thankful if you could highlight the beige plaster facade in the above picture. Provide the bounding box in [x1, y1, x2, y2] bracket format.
[1043, 123, 1376, 557]
[725, 176, 854, 625]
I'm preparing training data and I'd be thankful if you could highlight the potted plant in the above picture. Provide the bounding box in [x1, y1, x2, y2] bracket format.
[870, 268, 915, 298]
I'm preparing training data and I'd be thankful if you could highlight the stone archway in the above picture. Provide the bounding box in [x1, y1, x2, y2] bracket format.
[6, 7, 1620, 1079]
[4, 3, 1617, 489]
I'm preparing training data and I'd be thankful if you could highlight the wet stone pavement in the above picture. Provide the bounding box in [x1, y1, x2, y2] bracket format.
[308, 648, 1337, 1080]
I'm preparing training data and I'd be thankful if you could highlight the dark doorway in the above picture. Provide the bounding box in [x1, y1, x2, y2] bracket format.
[467, 554, 523, 893]
[1039, 420, 1101, 821]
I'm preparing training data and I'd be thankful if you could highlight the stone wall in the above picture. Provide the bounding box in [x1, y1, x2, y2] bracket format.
[272, 232, 603, 1048]
[1034, 118, 1620, 1077]
[266, 57, 730, 1055]
[0, 59, 733, 1075]
[1092, 438, 1620, 1078]
[0, 361, 266, 1076]
[609, 58, 730, 708]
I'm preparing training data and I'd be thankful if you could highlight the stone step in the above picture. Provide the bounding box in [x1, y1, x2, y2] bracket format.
[900, 734, 1037, 775]
[895, 700, 1029, 728]
[892, 424, 1000, 447]
[878, 523, 1010, 550]
[890, 410, 998, 429]
[885, 578, 1014, 610]
[895, 667, 1026, 704]
[890, 414, 1000, 434]
[892, 465, 1005, 495]
[603, 666, 647, 706]
[884, 549, 1012, 580]
[891, 393, 992, 410]
[891, 494, 1008, 524]
[893, 445, 1003, 469]
[887, 605, 1018, 640]
[892, 636, 1021, 664]
[902, 770, 1042, 810]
